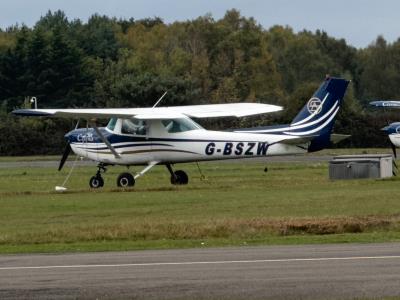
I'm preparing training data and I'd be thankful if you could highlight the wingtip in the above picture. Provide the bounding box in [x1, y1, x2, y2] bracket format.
[11, 109, 52, 117]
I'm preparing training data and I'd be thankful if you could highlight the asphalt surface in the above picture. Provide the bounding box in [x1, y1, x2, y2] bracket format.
[0, 155, 333, 169]
[0, 243, 399, 299]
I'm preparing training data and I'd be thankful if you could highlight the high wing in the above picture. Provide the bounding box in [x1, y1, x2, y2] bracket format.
[12, 103, 282, 119]
[370, 100, 400, 109]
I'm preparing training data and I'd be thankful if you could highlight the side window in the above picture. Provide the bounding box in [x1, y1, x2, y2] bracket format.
[161, 118, 202, 133]
[121, 119, 147, 135]
[162, 120, 181, 133]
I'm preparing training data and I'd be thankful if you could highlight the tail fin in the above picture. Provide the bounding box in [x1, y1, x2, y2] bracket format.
[233, 76, 349, 151]
[287, 77, 349, 151]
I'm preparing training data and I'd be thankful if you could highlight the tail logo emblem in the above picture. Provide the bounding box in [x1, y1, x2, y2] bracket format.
[307, 97, 322, 114]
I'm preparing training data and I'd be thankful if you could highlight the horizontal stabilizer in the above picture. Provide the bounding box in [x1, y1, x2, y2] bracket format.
[278, 133, 349, 149]
[278, 136, 316, 145]
[330, 134, 350, 144]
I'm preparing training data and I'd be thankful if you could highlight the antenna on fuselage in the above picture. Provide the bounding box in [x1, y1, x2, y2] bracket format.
[152, 91, 168, 108]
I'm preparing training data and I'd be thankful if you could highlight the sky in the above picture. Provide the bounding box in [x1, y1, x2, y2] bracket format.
[0, 0, 399, 48]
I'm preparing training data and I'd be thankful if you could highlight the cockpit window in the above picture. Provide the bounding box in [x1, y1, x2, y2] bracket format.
[121, 119, 147, 135]
[107, 118, 117, 131]
[161, 118, 203, 133]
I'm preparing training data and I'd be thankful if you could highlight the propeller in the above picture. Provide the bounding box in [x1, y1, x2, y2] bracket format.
[390, 141, 398, 176]
[390, 140, 397, 159]
[58, 120, 80, 171]
[58, 142, 72, 171]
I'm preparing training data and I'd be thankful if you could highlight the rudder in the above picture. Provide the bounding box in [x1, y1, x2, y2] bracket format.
[287, 77, 349, 151]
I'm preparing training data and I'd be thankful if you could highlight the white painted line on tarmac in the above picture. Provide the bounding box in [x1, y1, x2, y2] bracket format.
[1, 255, 400, 271]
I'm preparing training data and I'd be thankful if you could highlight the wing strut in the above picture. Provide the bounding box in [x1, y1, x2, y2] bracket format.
[134, 161, 159, 179]
[90, 122, 121, 159]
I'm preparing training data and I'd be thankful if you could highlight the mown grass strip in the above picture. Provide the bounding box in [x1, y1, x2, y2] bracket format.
[0, 158, 400, 253]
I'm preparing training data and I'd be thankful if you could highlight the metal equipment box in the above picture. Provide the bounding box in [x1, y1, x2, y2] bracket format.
[329, 154, 393, 180]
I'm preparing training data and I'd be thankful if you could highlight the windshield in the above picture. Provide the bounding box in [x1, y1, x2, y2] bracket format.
[106, 118, 117, 131]
[161, 118, 203, 133]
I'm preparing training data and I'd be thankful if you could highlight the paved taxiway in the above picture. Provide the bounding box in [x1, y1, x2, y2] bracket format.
[0, 243, 399, 299]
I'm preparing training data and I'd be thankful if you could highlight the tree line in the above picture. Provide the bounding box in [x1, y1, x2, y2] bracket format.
[0, 9, 398, 155]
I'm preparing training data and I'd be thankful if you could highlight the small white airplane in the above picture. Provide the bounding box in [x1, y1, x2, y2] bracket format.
[13, 76, 349, 188]
[370, 100, 400, 157]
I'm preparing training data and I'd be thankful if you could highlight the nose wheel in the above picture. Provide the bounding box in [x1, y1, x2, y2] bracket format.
[89, 175, 104, 188]
[89, 163, 106, 188]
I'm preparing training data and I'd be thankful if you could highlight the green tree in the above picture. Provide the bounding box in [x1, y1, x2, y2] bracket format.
[78, 14, 121, 60]
[357, 36, 400, 103]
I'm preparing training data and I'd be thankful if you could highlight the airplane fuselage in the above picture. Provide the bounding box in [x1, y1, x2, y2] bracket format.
[382, 122, 400, 148]
[389, 134, 400, 148]
[68, 127, 308, 166]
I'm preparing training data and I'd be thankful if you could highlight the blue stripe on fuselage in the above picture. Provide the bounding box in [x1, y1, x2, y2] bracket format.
[66, 128, 287, 145]
[73, 143, 173, 150]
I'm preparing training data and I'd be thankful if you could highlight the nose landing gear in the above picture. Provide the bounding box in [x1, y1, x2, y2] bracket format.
[89, 163, 107, 188]
[89, 175, 104, 188]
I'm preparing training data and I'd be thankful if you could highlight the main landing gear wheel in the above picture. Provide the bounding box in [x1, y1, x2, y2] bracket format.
[117, 172, 135, 187]
[89, 175, 104, 188]
[171, 170, 189, 185]
[166, 164, 189, 185]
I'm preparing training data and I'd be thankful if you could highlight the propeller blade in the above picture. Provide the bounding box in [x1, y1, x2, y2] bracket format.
[391, 141, 398, 176]
[58, 143, 71, 171]
[391, 141, 397, 159]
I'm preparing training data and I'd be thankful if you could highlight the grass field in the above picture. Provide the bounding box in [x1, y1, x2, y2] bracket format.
[0, 148, 392, 162]
[0, 153, 400, 254]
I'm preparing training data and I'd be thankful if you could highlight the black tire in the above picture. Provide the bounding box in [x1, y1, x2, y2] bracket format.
[171, 170, 189, 185]
[89, 176, 104, 188]
[117, 172, 135, 187]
